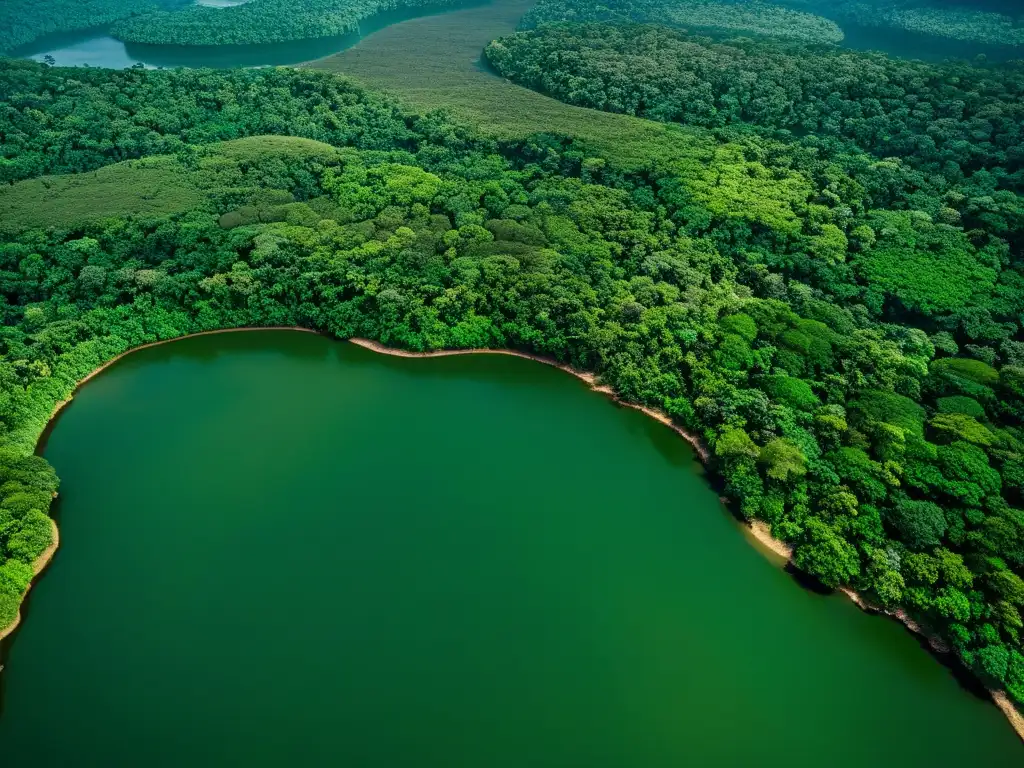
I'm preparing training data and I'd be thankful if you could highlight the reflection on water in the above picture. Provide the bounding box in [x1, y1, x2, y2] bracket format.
[13, 28, 149, 69]
[11, 4, 472, 69]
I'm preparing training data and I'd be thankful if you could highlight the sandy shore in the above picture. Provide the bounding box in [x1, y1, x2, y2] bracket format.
[0, 518, 60, 645]
[746, 520, 793, 561]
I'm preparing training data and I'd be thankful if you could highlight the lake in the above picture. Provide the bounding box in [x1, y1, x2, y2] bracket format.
[0, 330, 1019, 765]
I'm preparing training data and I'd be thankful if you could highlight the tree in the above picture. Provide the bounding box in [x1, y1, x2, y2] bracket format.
[885, 497, 947, 550]
[759, 438, 808, 482]
[794, 518, 861, 589]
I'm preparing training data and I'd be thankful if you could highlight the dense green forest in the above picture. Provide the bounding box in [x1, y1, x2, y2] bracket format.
[0, 0, 161, 53]
[485, 24, 1024, 192]
[3, 57, 1024, 709]
[110, 0, 461, 45]
[520, 0, 844, 43]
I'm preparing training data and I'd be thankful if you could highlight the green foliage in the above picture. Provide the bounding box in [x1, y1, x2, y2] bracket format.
[794, 518, 861, 589]
[928, 412, 995, 446]
[4, 25, 1024, 708]
[485, 22, 1024, 198]
[936, 396, 986, 419]
[759, 438, 808, 482]
[788, 0, 1024, 47]
[111, 0, 461, 45]
[885, 497, 947, 551]
[855, 212, 998, 316]
[931, 358, 1001, 387]
[761, 375, 819, 412]
[0, 63, 416, 187]
[0, 0, 155, 53]
[852, 390, 926, 437]
[519, 0, 844, 43]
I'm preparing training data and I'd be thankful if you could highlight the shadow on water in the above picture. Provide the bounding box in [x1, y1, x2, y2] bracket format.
[12, 2, 486, 69]
[35, 331, 331, 453]
[838, 20, 1022, 63]
[783, 565, 996, 706]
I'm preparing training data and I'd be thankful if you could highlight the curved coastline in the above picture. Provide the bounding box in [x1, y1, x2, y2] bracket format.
[347, 337, 712, 461]
[1, 326, 319, 650]
[2, 328, 1022, 741]
[349, 336, 1024, 743]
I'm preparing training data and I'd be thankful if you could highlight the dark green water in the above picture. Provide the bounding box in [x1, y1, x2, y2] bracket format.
[838, 20, 1022, 63]
[0, 331, 1019, 766]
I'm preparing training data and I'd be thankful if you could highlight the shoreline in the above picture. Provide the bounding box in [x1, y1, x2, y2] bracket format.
[2, 328, 1022, 741]
[352, 336, 1024, 743]
[0, 518, 60, 646]
[745, 489, 1020, 742]
[2, 326, 320, 648]
[347, 338, 712, 462]
[46, 326, 320, 424]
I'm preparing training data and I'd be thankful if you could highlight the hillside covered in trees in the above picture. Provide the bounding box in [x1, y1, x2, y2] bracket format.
[485, 24, 1024, 195]
[110, 0, 462, 45]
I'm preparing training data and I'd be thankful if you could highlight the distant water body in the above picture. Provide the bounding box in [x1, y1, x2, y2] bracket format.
[10, 1, 1021, 70]
[9, 3, 474, 69]
[837, 19, 1022, 63]
[0, 331, 1019, 765]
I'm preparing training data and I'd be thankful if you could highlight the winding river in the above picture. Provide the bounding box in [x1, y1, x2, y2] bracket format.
[9, 3, 476, 68]
[0, 331, 1020, 765]
[11, 0, 1020, 69]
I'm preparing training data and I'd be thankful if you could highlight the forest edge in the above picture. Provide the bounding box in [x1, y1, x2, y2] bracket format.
[0, 326, 1021, 742]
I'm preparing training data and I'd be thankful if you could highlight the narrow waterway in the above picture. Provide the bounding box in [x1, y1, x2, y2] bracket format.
[0, 331, 1019, 765]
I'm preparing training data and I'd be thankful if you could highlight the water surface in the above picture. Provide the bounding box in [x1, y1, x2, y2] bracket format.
[838, 19, 1022, 63]
[0, 331, 1019, 766]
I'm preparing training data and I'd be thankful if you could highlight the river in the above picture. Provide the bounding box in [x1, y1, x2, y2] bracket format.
[11, 0, 1020, 69]
[8, 3, 475, 68]
[0, 331, 1019, 765]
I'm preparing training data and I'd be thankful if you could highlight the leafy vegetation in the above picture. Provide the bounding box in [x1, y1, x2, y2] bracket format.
[0, 0, 159, 53]
[485, 24, 1024, 260]
[886, 7, 1024, 46]
[4, 55, 1024, 711]
[3, 0, 1024, 725]
[520, 0, 845, 44]
[485, 23, 1024, 189]
[111, 0, 460, 45]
